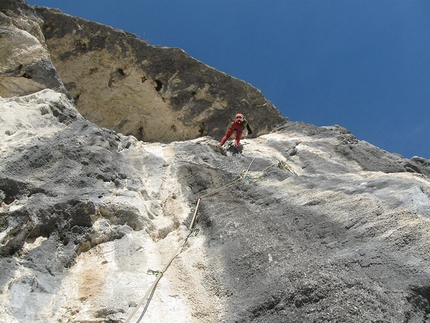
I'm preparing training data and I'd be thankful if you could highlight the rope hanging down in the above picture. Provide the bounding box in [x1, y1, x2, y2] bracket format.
[126, 157, 256, 323]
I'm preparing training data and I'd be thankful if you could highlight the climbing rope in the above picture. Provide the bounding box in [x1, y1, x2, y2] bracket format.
[125, 227, 196, 323]
[125, 157, 278, 323]
[198, 157, 256, 199]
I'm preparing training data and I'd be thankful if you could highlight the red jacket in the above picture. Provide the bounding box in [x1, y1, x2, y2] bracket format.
[230, 120, 246, 132]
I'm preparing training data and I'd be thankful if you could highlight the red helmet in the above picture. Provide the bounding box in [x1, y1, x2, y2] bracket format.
[236, 113, 244, 122]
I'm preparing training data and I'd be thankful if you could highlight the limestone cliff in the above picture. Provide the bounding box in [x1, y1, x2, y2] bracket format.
[1, 1, 430, 323]
[0, 0, 67, 97]
[32, 6, 284, 143]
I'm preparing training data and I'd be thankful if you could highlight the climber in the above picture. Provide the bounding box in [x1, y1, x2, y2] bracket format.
[220, 113, 252, 147]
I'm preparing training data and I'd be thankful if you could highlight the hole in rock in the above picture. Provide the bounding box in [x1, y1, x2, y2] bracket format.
[408, 285, 430, 315]
[155, 79, 163, 91]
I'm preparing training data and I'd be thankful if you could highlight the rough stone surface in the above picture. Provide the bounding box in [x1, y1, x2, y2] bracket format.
[0, 0, 67, 97]
[1, 89, 430, 323]
[1, 1, 430, 323]
[32, 6, 284, 143]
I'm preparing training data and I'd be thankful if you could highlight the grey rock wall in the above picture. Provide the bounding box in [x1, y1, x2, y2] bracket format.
[0, 0, 67, 97]
[1, 1, 430, 323]
[2, 89, 430, 322]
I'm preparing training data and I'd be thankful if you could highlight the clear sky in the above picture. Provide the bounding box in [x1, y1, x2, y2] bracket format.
[26, 0, 430, 159]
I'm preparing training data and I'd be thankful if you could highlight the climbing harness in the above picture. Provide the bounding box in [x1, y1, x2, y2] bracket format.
[125, 156, 289, 322]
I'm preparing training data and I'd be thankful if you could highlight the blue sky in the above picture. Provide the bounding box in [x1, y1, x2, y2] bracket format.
[27, 0, 430, 159]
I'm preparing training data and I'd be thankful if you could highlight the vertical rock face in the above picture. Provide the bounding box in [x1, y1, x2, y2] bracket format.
[1, 1, 430, 323]
[0, 0, 67, 97]
[2, 89, 430, 323]
[32, 7, 284, 142]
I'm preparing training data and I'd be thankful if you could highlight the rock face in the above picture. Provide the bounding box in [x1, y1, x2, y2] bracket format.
[31, 6, 284, 142]
[0, 0, 67, 97]
[1, 1, 430, 323]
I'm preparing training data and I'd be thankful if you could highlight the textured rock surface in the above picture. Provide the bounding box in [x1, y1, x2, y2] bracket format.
[32, 6, 284, 143]
[0, 0, 67, 97]
[1, 90, 430, 322]
[1, 1, 430, 323]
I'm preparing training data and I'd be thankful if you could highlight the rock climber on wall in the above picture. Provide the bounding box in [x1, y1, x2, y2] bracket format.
[220, 113, 252, 147]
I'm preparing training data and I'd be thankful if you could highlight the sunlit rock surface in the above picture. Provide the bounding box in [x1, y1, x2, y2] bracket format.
[1, 1, 430, 322]
[33, 6, 284, 143]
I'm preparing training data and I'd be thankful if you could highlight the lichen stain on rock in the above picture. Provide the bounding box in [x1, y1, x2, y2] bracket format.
[77, 265, 105, 302]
